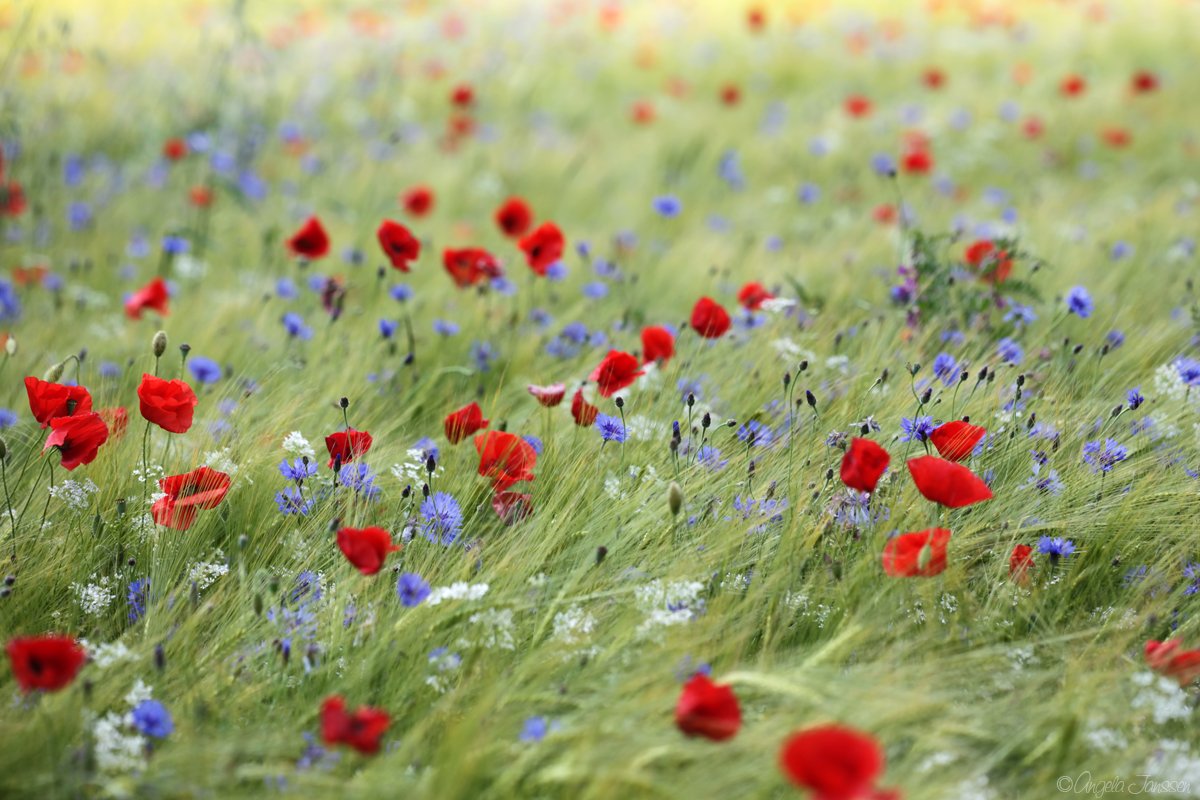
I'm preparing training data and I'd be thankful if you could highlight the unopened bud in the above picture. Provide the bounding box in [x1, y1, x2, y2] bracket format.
[1111, 405, 1123, 418]
[154, 643, 165, 671]
[339, 396, 349, 409]
[917, 543, 933, 571]
[783, 372, 791, 387]
[238, 534, 248, 549]
[91, 513, 104, 538]
[44, 361, 65, 382]
[687, 393, 695, 408]
[920, 388, 932, 405]
[806, 390, 817, 408]
[860, 424, 869, 435]
[116, 498, 127, 516]
[615, 396, 624, 409]
[595, 546, 608, 566]
[422, 483, 431, 498]
[959, 370, 969, 383]
[253, 593, 264, 616]
[1073, 344, 1083, 355]
[1016, 373, 1025, 387]
[825, 468, 834, 481]
[4, 335, 16, 356]
[152, 330, 168, 357]
[798, 360, 808, 372]
[0, 436, 6, 461]
[701, 413, 711, 429]
[910, 362, 921, 376]
[668, 482, 683, 517]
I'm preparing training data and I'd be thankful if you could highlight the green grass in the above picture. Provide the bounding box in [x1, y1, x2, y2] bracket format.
[3, 0, 1200, 797]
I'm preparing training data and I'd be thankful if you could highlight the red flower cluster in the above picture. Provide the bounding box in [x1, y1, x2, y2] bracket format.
[376, 220, 420, 271]
[125, 277, 170, 320]
[1145, 640, 1200, 687]
[286, 215, 330, 260]
[844, 94, 873, 118]
[675, 674, 742, 741]
[138, 374, 198, 434]
[320, 696, 391, 754]
[588, 350, 644, 398]
[337, 526, 401, 575]
[162, 137, 188, 160]
[883, 528, 951, 578]
[25, 377, 93, 428]
[401, 185, 435, 217]
[443, 247, 504, 288]
[6, 635, 87, 693]
[964, 240, 1012, 286]
[444, 402, 490, 444]
[152, 466, 231, 531]
[1060, 73, 1087, 97]
[780, 725, 898, 800]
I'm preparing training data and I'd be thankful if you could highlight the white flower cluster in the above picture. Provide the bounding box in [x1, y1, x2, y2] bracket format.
[1131, 670, 1193, 724]
[71, 575, 115, 617]
[635, 579, 705, 632]
[282, 431, 316, 461]
[204, 447, 252, 485]
[92, 711, 147, 773]
[425, 582, 489, 606]
[79, 639, 140, 668]
[626, 415, 667, 442]
[391, 449, 445, 483]
[1142, 739, 1200, 788]
[463, 608, 516, 650]
[186, 560, 229, 592]
[769, 337, 816, 363]
[552, 606, 596, 645]
[48, 478, 99, 514]
[132, 463, 164, 485]
[1153, 362, 1194, 404]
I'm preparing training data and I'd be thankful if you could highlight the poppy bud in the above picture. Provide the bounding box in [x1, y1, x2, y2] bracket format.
[880, 368, 888, 382]
[806, 390, 817, 408]
[595, 546, 608, 566]
[253, 593, 263, 616]
[687, 393, 695, 408]
[0, 587, 9, 599]
[116, 497, 127, 516]
[152, 330, 168, 357]
[799, 360, 808, 372]
[4, 335, 16, 356]
[668, 481, 683, 517]
[179, 343, 191, 357]
[959, 370, 969, 383]
[154, 643, 165, 671]
[917, 542, 933, 571]
[701, 413, 711, 429]
[615, 397, 624, 409]
[783, 372, 791, 387]
[238, 534, 248, 549]
[340, 397, 349, 409]
[44, 361, 65, 383]
[920, 388, 932, 404]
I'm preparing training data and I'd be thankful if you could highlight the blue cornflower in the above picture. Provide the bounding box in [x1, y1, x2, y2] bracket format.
[131, 700, 174, 739]
[0, 408, 17, 429]
[582, 281, 609, 299]
[67, 201, 92, 231]
[932, 353, 959, 386]
[1111, 241, 1132, 260]
[491, 276, 519, 294]
[576, 241, 592, 258]
[519, 716, 559, 743]
[292, 572, 322, 605]
[127, 579, 151, 622]
[717, 149, 745, 190]
[1183, 562, 1200, 596]
[282, 311, 313, 340]
[126, 233, 151, 259]
[275, 276, 298, 299]
[1066, 285, 1093, 318]
[470, 341, 498, 372]
[379, 319, 399, 338]
[870, 152, 895, 175]
[587, 330, 608, 349]
[1176, 357, 1200, 387]
[797, 183, 821, 204]
[522, 435, 544, 455]
[187, 356, 223, 384]
[1106, 330, 1125, 350]
[1003, 303, 1038, 327]
[899, 415, 935, 443]
[1038, 537, 1076, 559]
[561, 322, 589, 344]
[397, 572, 431, 608]
[389, 284, 413, 302]
[420, 492, 463, 545]
[1127, 386, 1144, 410]
[677, 375, 706, 400]
[652, 194, 682, 218]
[544, 337, 580, 359]
[428, 647, 461, 670]
[543, 263, 568, 281]
[0, 281, 19, 322]
[528, 308, 554, 329]
[99, 361, 122, 379]
[706, 214, 732, 234]
[161, 235, 190, 255]
[736, 420, 774, 447]
[696, 445, 728, 471]
[274, 488, 313, 516]
[279, 458, 317, 484]
[306, 274, 327, 292]
[237, 170, 268, 201]
[209, 150, 235, 174]
[414, 438, 440, 463]
[1020, 464, 1064, 496]
[433, 319, 460, 336]
[1082, 438, 1128, 473]
[63, 154, 84, 186]
[997, 337, 1024, 364]
[338, 463, 381, 500]
[595, 414, 627, 443]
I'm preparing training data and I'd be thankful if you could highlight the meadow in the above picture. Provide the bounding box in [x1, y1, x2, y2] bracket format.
[2, 0, 1200, 797]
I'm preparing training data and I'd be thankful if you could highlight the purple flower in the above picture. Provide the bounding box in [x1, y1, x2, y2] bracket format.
[130, 700, 174, 739]
[379, 319, 399, 338]
[899, 415, 935, 443]
[1082, 438, 1128, 473]
[652, 194, 682, 218]
[1037, 537, 1076, 559]
[396, 573, 431, 607]
[1066, 285, 1093, 318]
[595, 413, 627, 443]
[997, 337, 1024, 365]
[187, 356, 223, 384]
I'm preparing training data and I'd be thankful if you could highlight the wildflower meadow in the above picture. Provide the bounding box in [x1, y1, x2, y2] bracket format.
[4, 0, 1200, 797]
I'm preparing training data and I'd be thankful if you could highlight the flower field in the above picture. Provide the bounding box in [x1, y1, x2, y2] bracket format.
[3, 0, 1200, 797]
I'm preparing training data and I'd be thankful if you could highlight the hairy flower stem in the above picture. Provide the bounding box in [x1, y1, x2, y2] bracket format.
[2, 457, 16, 560]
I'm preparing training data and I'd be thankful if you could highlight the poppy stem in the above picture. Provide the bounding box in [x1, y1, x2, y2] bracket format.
[140, 420, 153, 530]
[2, 456, 17, 561]
[37, 462, 55, 532]
[12, 455, 53, 536]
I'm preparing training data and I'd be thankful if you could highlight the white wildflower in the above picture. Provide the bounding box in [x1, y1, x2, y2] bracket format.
[604, 476, 626, 501]
[124, 678, 153, 707]
[425, 582, 489, 606]
[1131, 671, 1193, 724]
[553, 607, 597, 645]
[626, 415, 667, 442]
[1084, 727, 1127, 752]
[47, 479, 99, 514]
[392, 449, 445, 483]
[1142, 739, 1200, 787]
[282, 431, 316, 460]
[186, 560, 229, 592]
[464, 608, 516, 650]
[760, 297, 797, 313]
[80, 640, 139, 668]
[769, 337, 816, 362]
[71, 576, 115, 617]
[635, 579, 705, 632]
[92, 711, 147, 773]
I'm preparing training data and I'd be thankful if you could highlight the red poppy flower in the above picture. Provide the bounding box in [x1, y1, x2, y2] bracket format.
[162, 137, 188, 160]
[189, 186, 213, 207]
[928, 420, 986, 463]
[325, 429, 374, 469]
[447, 113, 475, 138]
[320, 696, 391, 755]
[1, 180, 27, 217]
[737, 281, 774, 311]
[720, 84, 741, 106]
[922, 68, 946, 89]
[1145, 640, 1200, 688]
[137, 374, 198, 434]
[6, 635, 87, 693]
[445, 402, 490, 444]
[1059, 74, 1086, 97]
[901, 150, 933, 175]
[840, 438, 890, 494]
[495, 197, 534, 238]
[124, 277, 170, 320]
[571, 388, 598, 426]
[844, 94, 873, 118]
[376, 220, 420, 272]
[1101, 127, 1132, 148]
[1131, 70, 1159, 94]
[97, 407, 129, 442]
[641, 325, 675, 364]
[690, 297, 731, 339]
[780, 725, 896, 800]
[907, 456, 993, 508]
[286, 216, 330, 260]
[631, 100, 656, 124]
[443, 247, 503, 288]
[675, 674, 742, 742]
[11, 265, 47, 286]
[963, 240, 1012, 285]
[1022, 116, 1045, 140]
[475, 431, 536, 491]
[528, 383, 566, 407]
[882, 528, 951, 578]
[401, 185, 435, 217]
[492, 491, 533, 525]
[24, 377, 93, 428]
[43, 412, 108, 470]
[1009, 544, 1034, 585]
[151, 466, 231, 530]
[518, 221, 565, 276]
[588, 350, 644, 398]
[747, 7, 765, 31]
[337, 526, 400, 575]
[450, 83, 474, 107]
[872, 204, 897, 225]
